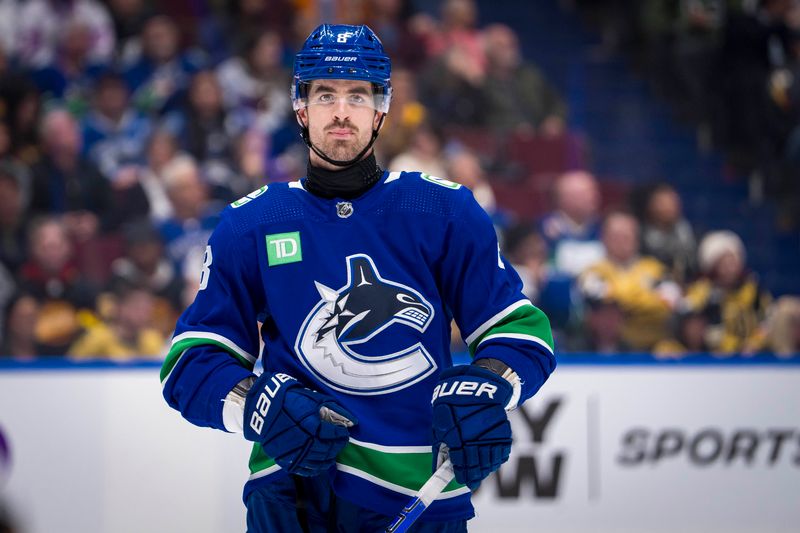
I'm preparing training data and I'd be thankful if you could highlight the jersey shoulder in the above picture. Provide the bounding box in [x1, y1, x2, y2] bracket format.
[221, 182, 308, 236]
[381, 170, 471, 218]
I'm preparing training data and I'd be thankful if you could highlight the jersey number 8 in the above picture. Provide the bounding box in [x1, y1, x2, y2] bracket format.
[199, 245, 213, 291]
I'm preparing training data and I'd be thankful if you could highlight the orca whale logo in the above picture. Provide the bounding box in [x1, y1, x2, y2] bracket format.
[295, 254, 438, 395]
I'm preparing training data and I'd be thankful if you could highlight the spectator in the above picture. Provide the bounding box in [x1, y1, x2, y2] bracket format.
[110, 128, 181, 225]
[639, 183, 697, 284]
[163, 70, 241, 197]
[108, 218, 184, 321]
[123, 14, 205, 115]
[445, 150, 502, 225]
[28, 19, 109, 115]
[17, 217, 98, 354]
[157, 155, 219, 272]
[29, 109, 111, 240]
[684, 230, 772, 354]
[215, 29, 300, 166]
[482, 23, 567, 136]
[579, 211, 678, 350]
[653, 309, 711, 358]
[566, 298, 630, 354]
[418, 43, 489, 126]
[417, 0, 489, 125]
[82, 73, 152, 182]
[387, 122, 448, 177]
[212, 31, 306, 176]
[539, 170, 605, 278]
[424, 0, 485, 66]
[216, 30, 292, 134]
[68, 285, 164, 359]
[229, 130, 268, 198]
[536, 171, 605, 331]
[503, 224, 550, 303]
[17, 217, 98, 310]
[15, 0, 115, 68]
[768, 296, 800, 357]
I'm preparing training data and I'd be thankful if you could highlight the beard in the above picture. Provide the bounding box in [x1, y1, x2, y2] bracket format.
[311, 118, 370, 162]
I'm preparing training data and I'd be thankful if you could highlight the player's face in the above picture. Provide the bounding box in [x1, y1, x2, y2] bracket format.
[298, 79, 383, 168]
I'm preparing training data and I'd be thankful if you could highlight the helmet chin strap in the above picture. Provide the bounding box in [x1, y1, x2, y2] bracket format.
[297, 111, 386, 168]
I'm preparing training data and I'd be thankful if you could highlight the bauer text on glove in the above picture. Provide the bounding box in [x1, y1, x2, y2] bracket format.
[243, 372, 356, 477]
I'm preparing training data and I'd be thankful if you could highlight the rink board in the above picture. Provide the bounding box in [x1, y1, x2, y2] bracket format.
[0, 357, 798, 533]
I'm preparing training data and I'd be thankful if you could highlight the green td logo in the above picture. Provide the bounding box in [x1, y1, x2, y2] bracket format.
[266, 232, 302, 266]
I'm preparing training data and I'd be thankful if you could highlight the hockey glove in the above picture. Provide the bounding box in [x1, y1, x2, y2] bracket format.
[431, 365, 513, 490]
[243, 372, 356, 477]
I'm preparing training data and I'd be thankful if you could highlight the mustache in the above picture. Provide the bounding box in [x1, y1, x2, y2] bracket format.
[324, 120, 358, 133]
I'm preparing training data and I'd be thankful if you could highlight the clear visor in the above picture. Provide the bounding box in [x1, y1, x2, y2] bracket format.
[293, 83, 391, 113]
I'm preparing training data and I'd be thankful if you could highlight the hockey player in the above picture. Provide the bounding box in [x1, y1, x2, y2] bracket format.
[161, 24, 556, 532]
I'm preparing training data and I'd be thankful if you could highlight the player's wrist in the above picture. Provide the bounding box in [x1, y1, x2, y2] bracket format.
[472, 358, 522, 410]
[222, 376, 256, 434]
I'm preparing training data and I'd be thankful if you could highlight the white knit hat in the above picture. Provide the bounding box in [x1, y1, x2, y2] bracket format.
[697, 230, 745, 274]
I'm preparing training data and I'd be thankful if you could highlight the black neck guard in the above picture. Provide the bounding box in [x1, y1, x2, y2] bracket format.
[305, 152, 383, 200]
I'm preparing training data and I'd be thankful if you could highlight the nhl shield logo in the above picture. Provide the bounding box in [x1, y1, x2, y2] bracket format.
[336, 202, 353, 218]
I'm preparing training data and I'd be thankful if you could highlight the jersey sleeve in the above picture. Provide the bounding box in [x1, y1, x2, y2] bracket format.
[160, 213, 265, 431]
[439, 189, 556, 403]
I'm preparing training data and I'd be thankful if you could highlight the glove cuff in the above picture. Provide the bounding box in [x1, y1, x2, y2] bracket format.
[433, 364, 514, 408]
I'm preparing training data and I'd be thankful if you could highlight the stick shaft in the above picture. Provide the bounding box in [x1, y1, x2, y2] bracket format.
[384, 459, 455, 532]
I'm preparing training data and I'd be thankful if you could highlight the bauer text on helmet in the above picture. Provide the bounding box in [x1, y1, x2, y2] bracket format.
[292, 24, 392, 114]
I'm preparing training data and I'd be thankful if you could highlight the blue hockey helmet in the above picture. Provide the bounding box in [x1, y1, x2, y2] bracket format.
[292, 24, 392, 114]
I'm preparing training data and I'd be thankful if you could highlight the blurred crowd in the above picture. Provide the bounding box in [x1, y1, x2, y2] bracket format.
[572, 0, 800, 224]
[0, 0, 796, 360]
[498, 171, 800, 358]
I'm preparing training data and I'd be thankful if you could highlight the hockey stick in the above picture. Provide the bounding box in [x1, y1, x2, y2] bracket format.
[384, 400, 514, 532]
[384, 453, 455, 533]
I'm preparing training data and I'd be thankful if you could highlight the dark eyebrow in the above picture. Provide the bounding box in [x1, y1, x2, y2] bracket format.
[310, 84, 371, 95]
[310, 84, 336, 94]
[347, 86, 371, 95]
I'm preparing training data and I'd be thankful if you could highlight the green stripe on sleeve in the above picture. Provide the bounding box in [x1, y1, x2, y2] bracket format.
[467, 304, 554, 356]
[159, 335, 254, 383]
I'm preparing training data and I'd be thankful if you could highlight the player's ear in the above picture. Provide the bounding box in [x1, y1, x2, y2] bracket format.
[374, 111, 385, 132]
[296, 108, 308, 128]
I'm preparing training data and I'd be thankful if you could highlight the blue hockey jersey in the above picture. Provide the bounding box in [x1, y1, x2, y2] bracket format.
[161, 170, 556, 521]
